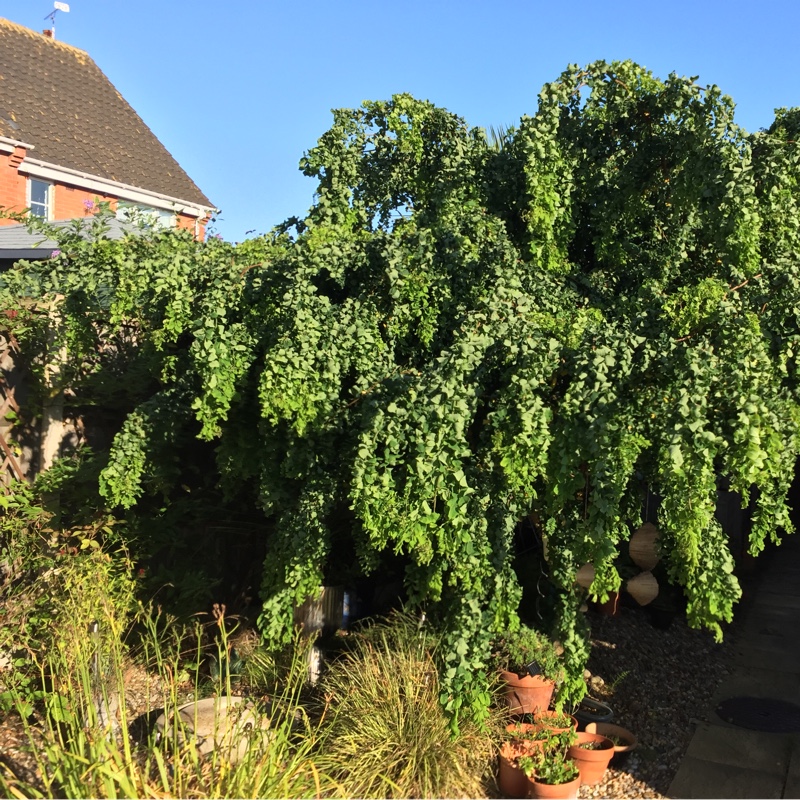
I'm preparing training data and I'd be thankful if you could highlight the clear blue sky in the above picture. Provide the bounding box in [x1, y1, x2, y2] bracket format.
[3, 0, 798, 242]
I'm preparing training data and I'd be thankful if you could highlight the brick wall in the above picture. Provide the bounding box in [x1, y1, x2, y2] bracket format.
[53, 184, 118, 219]
[0, 149, 207, 239]
[177, 213, 209, 240]
[0, 148, 29, 223]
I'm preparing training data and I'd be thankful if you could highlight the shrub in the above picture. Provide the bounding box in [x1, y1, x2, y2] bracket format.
[489, 624, 565, 683]
[314, 611, 499, 798]
[0, 530, 328, 799]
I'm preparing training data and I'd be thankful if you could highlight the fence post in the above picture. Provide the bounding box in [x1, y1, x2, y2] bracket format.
[39, 305, 66, 475]
[0, 333, 26, 489]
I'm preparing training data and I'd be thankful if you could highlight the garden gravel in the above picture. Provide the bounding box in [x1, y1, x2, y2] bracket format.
[574, 601, 734, 799]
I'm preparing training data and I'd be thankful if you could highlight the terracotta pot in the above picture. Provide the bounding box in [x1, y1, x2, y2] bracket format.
[527, 773, 581, 799]
[498, 739, 543, 798]
[568, 731, 614, 785]
[533, 710, 579, 734]
[584, 721, 637, 765]
[505, 721, 538, 737]
[498, 752, 529, 798]
[498, 670, 555, 716]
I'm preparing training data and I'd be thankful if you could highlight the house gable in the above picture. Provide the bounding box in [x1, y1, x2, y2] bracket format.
[0, 18, 213, 228]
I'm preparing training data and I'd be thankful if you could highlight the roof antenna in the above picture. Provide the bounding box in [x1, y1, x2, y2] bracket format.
[44, 1, 70, 40]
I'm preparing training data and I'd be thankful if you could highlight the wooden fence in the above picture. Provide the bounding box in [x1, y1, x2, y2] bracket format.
[0, 339, 26, 489]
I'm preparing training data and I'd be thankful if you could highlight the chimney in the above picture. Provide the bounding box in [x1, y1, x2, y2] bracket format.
[42, 29, 54, 38]
[8, 146, 25, 168]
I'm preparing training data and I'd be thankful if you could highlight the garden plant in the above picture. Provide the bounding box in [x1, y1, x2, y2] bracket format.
[1, 59, 800, 737]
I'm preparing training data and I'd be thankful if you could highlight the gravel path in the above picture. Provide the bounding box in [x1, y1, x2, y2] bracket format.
[577, 600, 734, 798]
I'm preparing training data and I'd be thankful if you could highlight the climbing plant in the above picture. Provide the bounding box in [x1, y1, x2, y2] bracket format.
[2, 60, 800, 726]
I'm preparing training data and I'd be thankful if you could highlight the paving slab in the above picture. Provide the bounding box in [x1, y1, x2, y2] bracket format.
[667, 755, 785, 798]
[784, 737, 800, 798]
[738, 603, 800, 636]
[683, 722, 792, 774]
[765, 564, 800, 578]
[734, 626, 800, 651]
[669, 531, 800, 798]
[750, 575, 800, 595]
[751, 592, 800, 611]
[761, 557, 800, 571]
[731, 642, 800, 674]
[711, 667, 800, 710]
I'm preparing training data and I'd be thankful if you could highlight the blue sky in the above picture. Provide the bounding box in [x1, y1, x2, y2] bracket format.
[2, 0, 798, 242]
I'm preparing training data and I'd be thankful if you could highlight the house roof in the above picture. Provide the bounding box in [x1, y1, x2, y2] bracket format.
[0, 18, 212, 210]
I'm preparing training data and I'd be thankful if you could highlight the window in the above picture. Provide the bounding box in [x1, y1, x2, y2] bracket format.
[29, 179, 52, 219]
[116, 201, 175, 229]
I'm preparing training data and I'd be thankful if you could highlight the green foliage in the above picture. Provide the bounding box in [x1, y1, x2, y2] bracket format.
[505, 722, 553, 743]
[0, 483, 136, 720]
[3, 59, 800, 727]
[0, 537, 327, 799]
[536, 710, 576, 730]
[489, 624, 565, 682]
[518, 729, 579, 785]
[314, 612, 498, 798]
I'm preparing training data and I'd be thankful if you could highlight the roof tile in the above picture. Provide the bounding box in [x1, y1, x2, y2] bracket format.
[0, 18, 212, 208]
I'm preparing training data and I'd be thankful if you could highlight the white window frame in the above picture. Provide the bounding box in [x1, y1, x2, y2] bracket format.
[28, 178, 53, 220]
[116, 201, 177, 230]
[18, 156, 215, 220]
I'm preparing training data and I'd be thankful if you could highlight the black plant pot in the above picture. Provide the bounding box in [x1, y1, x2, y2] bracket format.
[573, 696, 614, 730]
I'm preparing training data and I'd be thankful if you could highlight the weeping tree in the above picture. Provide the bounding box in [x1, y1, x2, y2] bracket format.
[3, 60, 800, 725]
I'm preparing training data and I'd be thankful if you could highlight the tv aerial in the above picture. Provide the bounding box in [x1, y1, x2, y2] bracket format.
[44, 1, 70, 39]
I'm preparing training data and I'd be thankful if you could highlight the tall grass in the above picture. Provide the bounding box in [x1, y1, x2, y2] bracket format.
[0, 542, 332, 799]
[314, 611, 500, 799]
[1, 507, 503, 799]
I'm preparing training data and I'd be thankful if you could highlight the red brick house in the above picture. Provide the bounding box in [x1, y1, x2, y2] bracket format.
[0, 17, 214, 252]
[0, 18, 216, 482]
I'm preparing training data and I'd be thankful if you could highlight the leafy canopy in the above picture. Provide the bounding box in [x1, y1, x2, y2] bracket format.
[3, 60, 800, 725]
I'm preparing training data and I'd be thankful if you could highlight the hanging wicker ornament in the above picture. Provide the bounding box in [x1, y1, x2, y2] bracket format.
[629, 522, 661, 570]
[626, 571, 659, 606]
[575, 563, 596, 589]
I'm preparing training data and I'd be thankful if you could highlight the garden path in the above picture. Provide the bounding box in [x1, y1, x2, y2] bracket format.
[668, 531, 800, 798]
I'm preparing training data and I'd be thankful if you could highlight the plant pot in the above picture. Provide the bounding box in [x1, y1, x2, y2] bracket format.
[533, 710, 579, 734]
[568, 731, 614, 785]
[647, 600, 677, 629]
[527, 773, 581, 799]
[498, 752, 528, 798]
[498, 738, 543, 798]
[573, 696, 613, 730]
[505, 721, 538, 736]
[584, 721, 637, 765]
[154, 696, 268, 765]
[498, 670, 556, 716]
